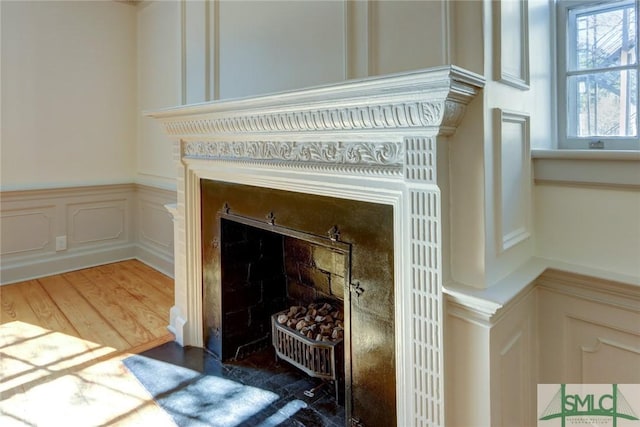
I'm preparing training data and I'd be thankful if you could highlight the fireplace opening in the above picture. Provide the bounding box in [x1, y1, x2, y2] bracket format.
[201, 179, 397, 425]
[219, 214, 349, 402]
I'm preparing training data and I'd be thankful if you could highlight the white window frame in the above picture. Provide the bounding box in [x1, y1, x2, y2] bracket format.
[557, 0, 639, 150]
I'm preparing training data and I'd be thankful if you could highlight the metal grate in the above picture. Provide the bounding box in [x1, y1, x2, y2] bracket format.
[271, 311, 343, 400]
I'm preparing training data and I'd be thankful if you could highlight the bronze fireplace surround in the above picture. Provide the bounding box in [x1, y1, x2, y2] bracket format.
[201, 179, 395, 426]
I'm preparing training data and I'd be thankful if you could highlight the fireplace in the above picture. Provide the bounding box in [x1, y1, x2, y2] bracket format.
[201, 179, 396, 423]
[149, 66, 484, 426]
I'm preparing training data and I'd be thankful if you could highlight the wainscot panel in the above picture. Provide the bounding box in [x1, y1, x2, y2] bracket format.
[0, 184, 176, 285]
[537, 269, 640, 385]
[445, 283, 537, 427]
[134, 184, 176, 278]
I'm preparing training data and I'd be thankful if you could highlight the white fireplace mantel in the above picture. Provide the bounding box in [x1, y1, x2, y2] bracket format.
[149, 65, 484, 427]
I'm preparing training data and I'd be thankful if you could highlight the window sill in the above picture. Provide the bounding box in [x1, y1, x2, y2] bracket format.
[532, 149, 640, 161]
[532, 149, 640, 189]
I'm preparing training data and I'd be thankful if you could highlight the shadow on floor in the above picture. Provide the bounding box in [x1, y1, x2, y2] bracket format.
[123, 342, 345, 427]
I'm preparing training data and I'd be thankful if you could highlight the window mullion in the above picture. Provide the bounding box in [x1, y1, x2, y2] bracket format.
[566, 64, 638, 76]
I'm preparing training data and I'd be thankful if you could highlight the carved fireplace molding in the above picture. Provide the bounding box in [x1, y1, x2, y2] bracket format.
[149, 65, 484, 427]
[183, 140, 405, 174]
[168, 101, 465, 136]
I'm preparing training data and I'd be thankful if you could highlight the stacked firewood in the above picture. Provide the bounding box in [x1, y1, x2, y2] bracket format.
[276, 302, 344, 342]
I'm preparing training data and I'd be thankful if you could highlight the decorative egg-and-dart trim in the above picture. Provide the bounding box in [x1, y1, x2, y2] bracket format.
[164, 100, 465, 137]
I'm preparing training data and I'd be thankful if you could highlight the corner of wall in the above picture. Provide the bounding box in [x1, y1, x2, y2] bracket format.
[0, 183, 176, 285]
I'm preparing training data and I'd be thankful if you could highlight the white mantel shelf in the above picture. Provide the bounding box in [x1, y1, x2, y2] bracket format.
[150, 65, 485, 427]
[147, 65, 484, 136]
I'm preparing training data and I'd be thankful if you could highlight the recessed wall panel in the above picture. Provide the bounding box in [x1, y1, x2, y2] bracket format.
[537, 271, 640, 386]
[0, 208, 54, 255]
[217, 0, 346, 99]
[495, 109, 531, 253]
[139, 199, 173, 252]
[499, 331, 526, 427]
[68, 201, 127, 247]
[567, 316, 640, 384]
[494, 0, 529, 89]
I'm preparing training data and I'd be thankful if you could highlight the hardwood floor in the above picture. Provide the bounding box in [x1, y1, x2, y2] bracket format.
[0, 260, 177, 426]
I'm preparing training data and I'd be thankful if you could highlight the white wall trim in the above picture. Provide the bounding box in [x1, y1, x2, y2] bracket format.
[0, 243, 136, 285]
[168, 305, 187, 346]
[446, 259, 639, 424]
[367, 0, 377, 77]
[493, 0, 530, 89]
[179, 0, 187, 106]
[536, 268, 640, 313]
[134, 242, 174, 278]
[445, 257, 640, 326]
[209, 0, 219, 101]
[494, 109, 532, 253]
[581, 337, 640, 359]
[0, 183, 176, 285]
[345, 0, 369, 79]
[446, 281, 537, 328]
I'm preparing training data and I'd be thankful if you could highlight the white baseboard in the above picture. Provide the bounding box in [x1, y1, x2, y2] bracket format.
[0, 244, 137, 285]
[168, 305, 187, 346]
[0, 243, 175, 286]
[0, 244, 176, 286]
[134, 243, 175, 279]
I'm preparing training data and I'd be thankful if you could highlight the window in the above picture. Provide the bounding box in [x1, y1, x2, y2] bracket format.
[558, 0, 639, 149]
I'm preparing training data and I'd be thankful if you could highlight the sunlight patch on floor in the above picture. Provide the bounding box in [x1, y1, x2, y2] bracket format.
[125, 355, 283, 427]
[256, 399, 308, 427]
[0, 321, 175, 427]
[1, 322, 117, 394]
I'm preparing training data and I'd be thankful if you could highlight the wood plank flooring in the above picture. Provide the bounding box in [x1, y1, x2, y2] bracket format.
[0, 260, 177, 426]
[1, 260, 173, 351]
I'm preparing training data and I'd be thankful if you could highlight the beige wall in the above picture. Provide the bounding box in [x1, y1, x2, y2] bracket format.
[535, 184, 640, 281]
[1, 1, 137, 190]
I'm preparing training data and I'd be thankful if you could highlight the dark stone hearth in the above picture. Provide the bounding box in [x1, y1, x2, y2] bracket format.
[127, 341, 345, 427]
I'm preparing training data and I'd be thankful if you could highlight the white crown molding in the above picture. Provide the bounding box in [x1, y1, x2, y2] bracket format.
[537, 268, 640, 312]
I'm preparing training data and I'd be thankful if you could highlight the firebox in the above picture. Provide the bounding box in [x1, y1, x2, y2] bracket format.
[201, 179, 396, 425]
[217, 209, 350, 402]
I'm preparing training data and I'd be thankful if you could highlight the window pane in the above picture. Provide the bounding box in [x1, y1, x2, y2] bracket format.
[568, 70, 637, 137]
[573, 3, 637, 71]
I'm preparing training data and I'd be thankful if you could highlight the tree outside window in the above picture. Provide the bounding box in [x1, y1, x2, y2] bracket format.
[560, 0, 639, 149]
